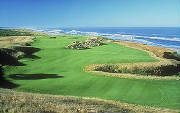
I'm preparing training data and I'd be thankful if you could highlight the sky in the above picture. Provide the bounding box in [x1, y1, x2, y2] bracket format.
[0, 0, 180, 28]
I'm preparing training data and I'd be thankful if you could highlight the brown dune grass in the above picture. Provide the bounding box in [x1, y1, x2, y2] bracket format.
[112, 40, 177, 58]
[0, 88, 179, 113]
[0, 36, 35, 48]
[85, 64, 180, 80]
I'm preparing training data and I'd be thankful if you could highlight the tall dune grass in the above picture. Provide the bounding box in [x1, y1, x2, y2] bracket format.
[94, 60, 180, 76]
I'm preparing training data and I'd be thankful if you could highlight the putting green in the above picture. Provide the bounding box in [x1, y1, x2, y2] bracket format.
[3, 35, 180, 109]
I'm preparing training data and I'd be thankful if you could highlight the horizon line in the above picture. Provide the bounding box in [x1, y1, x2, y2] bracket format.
[1, 26, 180, 29]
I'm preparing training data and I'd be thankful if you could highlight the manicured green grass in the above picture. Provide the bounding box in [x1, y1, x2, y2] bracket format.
[3, 35, 180, 110]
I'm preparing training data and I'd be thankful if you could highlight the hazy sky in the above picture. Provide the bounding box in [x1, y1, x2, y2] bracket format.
[0, 0, 180, 27]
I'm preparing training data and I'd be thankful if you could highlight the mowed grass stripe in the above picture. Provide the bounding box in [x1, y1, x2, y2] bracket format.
[3, 35, 180, 110]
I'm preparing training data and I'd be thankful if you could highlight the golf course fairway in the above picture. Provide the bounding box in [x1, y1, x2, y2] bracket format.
[3, 35, 180, 110]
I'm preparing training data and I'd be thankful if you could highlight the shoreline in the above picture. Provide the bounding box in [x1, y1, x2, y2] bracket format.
[109, 38, 180, 55]
[2, 27, 180, 54]
[16, 27, 179, 54]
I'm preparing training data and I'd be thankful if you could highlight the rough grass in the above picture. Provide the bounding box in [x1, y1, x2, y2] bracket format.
[93, 60, 180, 76]
[0, 29, 46, 36]
[0, 36, 38, 66]
[0, 88, 179, 113]
[113, 40, 180, 60]
[0, 29, 41, 62]
[0, 36, 35, 48]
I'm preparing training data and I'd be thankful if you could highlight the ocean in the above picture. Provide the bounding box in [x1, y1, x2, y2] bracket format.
[34, 27, 180, 54]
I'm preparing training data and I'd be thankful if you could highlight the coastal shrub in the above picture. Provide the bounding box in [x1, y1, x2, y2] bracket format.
[66, 41, 89, 50]
[163, 52, 180, 61]
[0, 65, 3, 81]
[66, 37, 104, 50]
[94, 64, 120, 73]
[0, 48, 25, 59]
[49, 37, 56, 39]
[0, 48, 21, 66]
[94, 63, 180, 76]
[13, 51, 25, 59]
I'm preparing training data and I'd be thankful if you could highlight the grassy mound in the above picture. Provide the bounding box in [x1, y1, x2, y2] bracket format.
[2, 35, 180, 110]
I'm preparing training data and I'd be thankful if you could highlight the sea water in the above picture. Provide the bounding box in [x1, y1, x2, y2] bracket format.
[36, 27, 180, 54]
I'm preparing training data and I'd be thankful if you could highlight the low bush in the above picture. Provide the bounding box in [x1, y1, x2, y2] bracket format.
[66, 37, 104, 50]
[66, 41, 89, 50]
[163, 52, 180, 61]
[13, 51, 25, 59]
[94, 63, 180, 76]
[0, 48, 25, 59]
[94, 64, 120, 73]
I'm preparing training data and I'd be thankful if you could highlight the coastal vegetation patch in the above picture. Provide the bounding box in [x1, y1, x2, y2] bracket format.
[93, 60, 180, 77]
[66, 36, 105, 49]
[0, 29, 45, 36]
